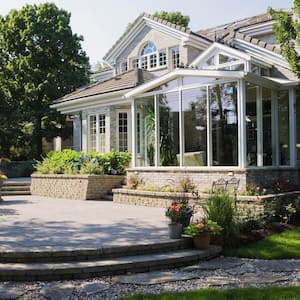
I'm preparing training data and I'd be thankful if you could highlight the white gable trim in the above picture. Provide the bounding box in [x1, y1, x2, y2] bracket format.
[231, 38, 290, 69]
[104, 15, 211, 64]
[190, 42, 251, 67]
[239, 20, 275, 36]
[124, 69, 244, 98]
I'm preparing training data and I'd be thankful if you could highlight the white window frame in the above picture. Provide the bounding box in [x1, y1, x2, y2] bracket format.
[116, 109, 132, 152]
[87, 111, 109, 154]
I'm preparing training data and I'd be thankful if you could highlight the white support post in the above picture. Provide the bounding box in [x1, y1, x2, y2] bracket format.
[154, 94, 160, 167]
[130, 98, 136, 168]
[289, 88, 296, 167]
[238, 79, 247, 168]
[271, 90, 279, 166]
[206, 85, 212, 167]
[179, 77, 184, 167]
[256, 86, 263, 167]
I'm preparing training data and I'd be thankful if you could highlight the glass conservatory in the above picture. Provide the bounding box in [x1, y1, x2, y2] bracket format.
[124, 45, 299, 189]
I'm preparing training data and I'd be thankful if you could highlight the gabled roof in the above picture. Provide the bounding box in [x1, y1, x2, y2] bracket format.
[103, 13, 212, 64]
[198, 12, 274, 40]
[54, 69, 156, 104]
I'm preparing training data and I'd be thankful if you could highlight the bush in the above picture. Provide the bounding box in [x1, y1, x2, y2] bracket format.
[34, 149, 131, 175]
[205, 192, 239, 246]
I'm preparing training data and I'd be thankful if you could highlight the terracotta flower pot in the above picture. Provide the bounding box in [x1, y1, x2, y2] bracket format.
[193, 234, 210, 249]
[168, 223, 182, 239]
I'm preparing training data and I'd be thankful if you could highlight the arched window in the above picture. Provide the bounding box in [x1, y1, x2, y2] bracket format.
[141, 42, 157, 55]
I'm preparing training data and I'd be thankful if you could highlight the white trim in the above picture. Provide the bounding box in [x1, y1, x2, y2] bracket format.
[190, 42, 251, 67]
[206, 85, 212, 167]
[154, 94, 160, 166]
[256, 86, 263, 166]
[116, 109, 132, 152]
[231, 38, 290, 69]
[131, 99, 136, 167]
[238, 79, 247, 168]
[125, 69, 244, 98]
[178, 78, 184, 167]
[239, 20, 275, 36]
[271, 90, 279, 166]
[289, 88, 296, 167]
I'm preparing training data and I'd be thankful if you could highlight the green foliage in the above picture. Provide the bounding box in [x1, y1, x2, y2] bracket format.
[34, 149, 130, 175]
[127, 174, 142, 189]
[184, 220, 222, 237]
[165, 200, 193, 224]
[153, 11, 190, 28]
[269, 2, 300, 77]
[0, 3, 90, 159]
[121, 286, 300, 300]
[205, 192, 239, 246]
[223, 229, 300, 259]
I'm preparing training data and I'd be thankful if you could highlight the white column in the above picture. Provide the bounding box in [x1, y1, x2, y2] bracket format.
[289, 88, 296, 167]
[179, 78, 184, 167]
[256, 86, 263, 166]
[238, 80, 247, 168]
[130, 98, 136, 167]
[81, 112, 88, 152]
[206, 85, 212, 167]
[154, 94, 160, 167]
[271, 90, 279, 166]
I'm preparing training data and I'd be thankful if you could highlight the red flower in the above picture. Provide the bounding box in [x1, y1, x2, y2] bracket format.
[197, 223, 204, 229]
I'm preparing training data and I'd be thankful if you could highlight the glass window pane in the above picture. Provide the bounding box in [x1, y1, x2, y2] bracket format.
[89, 115, 97, 151]
[171, 47, 180, 68]
[98, 114, 106, 153]
[118, 112, 128, 152]
[159, 92, 179, 166]
[183, 88, 207, 166]
[210, 82, 238, 166]
[279, 90, 290, 165]
[246, 82, 257, 166]
[136, 97, 155, 166]
[219, 54, 237, 64]
[262, 88, 272, 165]
[159, 50, 167, 66]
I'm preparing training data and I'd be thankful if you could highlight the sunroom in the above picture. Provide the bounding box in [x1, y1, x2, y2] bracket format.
[124, 44, 299, 190]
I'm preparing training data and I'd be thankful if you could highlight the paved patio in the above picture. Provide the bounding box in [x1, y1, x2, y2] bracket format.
[0, 195, 169, 252]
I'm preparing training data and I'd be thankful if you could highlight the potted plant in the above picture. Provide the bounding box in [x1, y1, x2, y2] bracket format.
[165, 201, 185, 239]
[184, 219, 222, 249]
[178, 198, 194, 231]
[0, 172, 8, 201]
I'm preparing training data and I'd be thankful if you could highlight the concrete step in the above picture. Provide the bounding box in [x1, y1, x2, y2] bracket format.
[0, 239, 192, 263]
[1, 182, 31, 195]
[0, 246, 221, 281]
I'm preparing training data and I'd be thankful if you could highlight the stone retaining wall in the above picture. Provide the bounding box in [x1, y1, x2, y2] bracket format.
[31, 174, 124, 200]
[113, 188, 300, 219]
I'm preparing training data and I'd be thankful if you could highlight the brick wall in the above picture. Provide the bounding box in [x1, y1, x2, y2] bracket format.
[31, 174, 124, 200]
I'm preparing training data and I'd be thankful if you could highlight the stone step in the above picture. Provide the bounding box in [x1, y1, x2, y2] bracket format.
[1, 186, 30, 191]
[0, 246, 221, 281]
[1, 182, 31, 195]
[0, 239, 192, 263]
[1, 190, 31, 196]
[3, 182, 31, 187]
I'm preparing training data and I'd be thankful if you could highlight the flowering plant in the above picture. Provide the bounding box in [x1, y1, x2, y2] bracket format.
[0, 174, 7, 181]
[184, 219, 222, 237]
[165, 200, 193, 224]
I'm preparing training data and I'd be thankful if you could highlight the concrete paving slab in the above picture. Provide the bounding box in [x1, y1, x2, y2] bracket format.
[0, 195, 169, 251]
[114, 270, 199, 285]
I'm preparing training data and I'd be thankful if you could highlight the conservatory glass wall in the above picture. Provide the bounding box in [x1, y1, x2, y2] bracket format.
[133, 76, 293, 168]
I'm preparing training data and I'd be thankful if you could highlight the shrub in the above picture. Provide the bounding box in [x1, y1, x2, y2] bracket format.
[178, 177, 196, 193]
[205, 192, 239, 246]
[127, 174, 142, 189]
[34, 149, 131, 175]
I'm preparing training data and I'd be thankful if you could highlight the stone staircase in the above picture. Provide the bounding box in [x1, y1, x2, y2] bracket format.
[1, 181, 31, 196]
[0, 239, 221, 281]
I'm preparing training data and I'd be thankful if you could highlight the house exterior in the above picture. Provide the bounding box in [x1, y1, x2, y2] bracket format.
[52, 12, 300, 190]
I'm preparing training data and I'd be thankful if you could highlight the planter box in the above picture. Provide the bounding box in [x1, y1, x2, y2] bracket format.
[31, 174, 124, 200]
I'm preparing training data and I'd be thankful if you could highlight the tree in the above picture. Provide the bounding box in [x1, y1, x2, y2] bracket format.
[0, 3, 90, 159]
[269, 1, 300, 77]
[153, 11, 190, 28]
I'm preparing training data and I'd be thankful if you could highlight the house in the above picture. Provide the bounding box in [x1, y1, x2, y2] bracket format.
[51, 11, 300, 190]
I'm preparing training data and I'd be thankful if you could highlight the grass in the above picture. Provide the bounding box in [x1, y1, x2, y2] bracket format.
[120, 286, 300, 300]
[223, 228, 300, 259]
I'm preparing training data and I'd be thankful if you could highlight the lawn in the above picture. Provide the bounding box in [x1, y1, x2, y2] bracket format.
[223, 228, 300, 259]
[120, 286, 300, 300]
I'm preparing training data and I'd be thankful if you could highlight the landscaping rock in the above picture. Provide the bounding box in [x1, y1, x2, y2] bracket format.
[0, 283, 24, 299]
[40, 282, 74, 300]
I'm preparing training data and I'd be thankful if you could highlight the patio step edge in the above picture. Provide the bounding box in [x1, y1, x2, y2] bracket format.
[0, 246, 221, 281]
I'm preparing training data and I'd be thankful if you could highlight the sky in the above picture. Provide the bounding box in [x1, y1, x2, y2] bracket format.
[0, 0, 293, 67]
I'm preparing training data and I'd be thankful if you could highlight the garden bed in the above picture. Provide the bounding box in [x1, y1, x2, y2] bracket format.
[31, 174, 124, 200]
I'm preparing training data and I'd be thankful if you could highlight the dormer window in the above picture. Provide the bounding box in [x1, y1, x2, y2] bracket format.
[131, 41, 168, 71]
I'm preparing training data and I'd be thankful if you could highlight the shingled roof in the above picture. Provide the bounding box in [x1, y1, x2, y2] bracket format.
[103, 13, 211, 60]
[55, 68, 156, 104]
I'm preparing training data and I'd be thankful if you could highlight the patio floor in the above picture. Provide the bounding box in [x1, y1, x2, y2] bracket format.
[0, 195, 169, 252]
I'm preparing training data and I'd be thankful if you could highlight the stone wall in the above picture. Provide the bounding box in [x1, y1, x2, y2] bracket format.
[31, 174, 124, 200]
[113, 188, 300, 219]
[126, 167, 299, 192]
